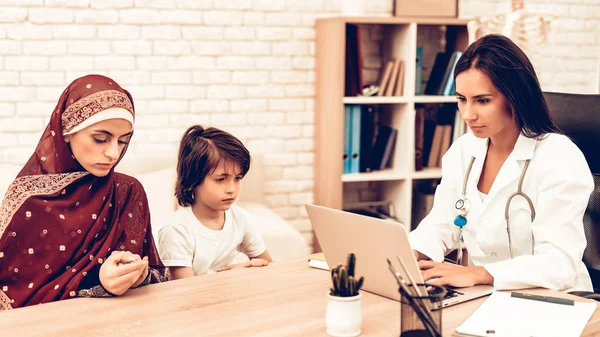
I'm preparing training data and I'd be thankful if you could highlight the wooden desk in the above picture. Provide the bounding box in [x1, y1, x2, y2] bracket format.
[2, 258, 600, 336]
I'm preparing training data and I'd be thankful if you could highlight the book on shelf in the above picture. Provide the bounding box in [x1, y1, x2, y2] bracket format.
[384, 58, 401, 96]
[343, 105, 377, 174]
[427, 125, 444, 168]
[380, 127, 397, 170]
[349, 104, 361, 173]
[415, 107, 425, 171]
[424, 51, 453, 95]
[415, 46, 423, 95]
[393, 59, 405, 96]
[345, 24, 363, 97]
[343, 104, 398, 175]
[426, 124, 452, 168]
[417, 104, 465, 170]
[439, 125, 453, 163]
[377, 60, 395, 97]
[442, 51, 462, 96]
[377, 58, 405, 97]
[424, 51, 463, 96]
[370, 124, 397, 171]
[343, 106, 352, 174]
[421, 118, 436, 169]
[360, 106, 376, 173]
[452, 109, 466, 143]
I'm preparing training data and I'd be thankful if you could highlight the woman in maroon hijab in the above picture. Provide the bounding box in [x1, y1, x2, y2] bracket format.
[0, 74, 167, 310]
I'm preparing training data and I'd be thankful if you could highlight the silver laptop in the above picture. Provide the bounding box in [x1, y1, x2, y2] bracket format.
[306, 204, 494, 308]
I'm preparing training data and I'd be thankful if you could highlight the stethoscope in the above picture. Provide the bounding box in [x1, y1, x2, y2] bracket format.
[453, 156, 536, 265]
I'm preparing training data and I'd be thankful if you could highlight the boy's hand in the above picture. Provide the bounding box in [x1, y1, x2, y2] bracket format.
[217, 262, 251, 272]
[217, 258, 269, 272]
[250, 258, 269, 267]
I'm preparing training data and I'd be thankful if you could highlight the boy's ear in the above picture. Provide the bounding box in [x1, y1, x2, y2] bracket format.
[63, 134, 71, 143]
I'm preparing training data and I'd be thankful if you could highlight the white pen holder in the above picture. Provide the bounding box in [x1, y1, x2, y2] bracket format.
[326, 292, 363, 337]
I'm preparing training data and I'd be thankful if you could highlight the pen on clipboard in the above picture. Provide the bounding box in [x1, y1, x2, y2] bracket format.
[510, 292, 575, 306]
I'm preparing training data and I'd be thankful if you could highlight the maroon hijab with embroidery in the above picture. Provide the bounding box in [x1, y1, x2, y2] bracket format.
[0, 75, 164, 310]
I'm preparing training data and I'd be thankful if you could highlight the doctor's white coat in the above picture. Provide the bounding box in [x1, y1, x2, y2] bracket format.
[409, 132, 594, 291]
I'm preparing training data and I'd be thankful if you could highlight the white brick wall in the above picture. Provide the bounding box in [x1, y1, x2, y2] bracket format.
[0, 0, 598, 251]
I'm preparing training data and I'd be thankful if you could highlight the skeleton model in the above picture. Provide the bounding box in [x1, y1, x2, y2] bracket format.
[468, 0, 553, 61]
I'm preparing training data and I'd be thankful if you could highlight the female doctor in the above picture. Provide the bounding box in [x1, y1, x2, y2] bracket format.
[408, 34, 594, 292]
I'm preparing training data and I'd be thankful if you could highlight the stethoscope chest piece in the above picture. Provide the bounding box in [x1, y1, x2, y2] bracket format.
[454, 197, 470, 228]
[454, 214, 467, 228]
[455, 197, 471, 216]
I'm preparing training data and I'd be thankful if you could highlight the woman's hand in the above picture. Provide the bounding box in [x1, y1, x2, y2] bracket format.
[99, 251, 148, 295]
[132, 256, 150, 288]
[217, 258, 270, 272]
[418, 260, 494, 288]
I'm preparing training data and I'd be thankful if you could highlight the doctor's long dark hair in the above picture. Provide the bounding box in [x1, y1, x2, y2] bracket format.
[454, 34, 560, 138]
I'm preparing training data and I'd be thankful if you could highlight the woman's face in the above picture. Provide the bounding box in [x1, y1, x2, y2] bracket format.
[64, 118, 133, 177]
[455, 67, 518, 140]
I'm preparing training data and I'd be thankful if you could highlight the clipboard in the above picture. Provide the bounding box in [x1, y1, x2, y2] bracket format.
[453, 291, 597, 337]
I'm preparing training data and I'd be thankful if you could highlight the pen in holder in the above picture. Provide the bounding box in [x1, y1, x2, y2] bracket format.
[399, 283, 446, 337]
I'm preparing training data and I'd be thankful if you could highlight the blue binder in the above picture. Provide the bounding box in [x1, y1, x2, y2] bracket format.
[442, 51, 462, 96]
[343, 105, 352, 174]
[415, 46, 423, 95]
[349, 105, 362, 173]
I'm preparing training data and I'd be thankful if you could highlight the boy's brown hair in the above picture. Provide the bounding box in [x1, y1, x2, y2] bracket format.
[175, 125, 251, 207]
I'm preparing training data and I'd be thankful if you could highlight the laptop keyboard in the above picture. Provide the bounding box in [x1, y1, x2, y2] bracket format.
[428, 287, 463, 302]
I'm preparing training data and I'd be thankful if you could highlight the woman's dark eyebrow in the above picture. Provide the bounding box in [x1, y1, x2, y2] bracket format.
[93, 130, 133, 138]
[455, 92, 493, 98]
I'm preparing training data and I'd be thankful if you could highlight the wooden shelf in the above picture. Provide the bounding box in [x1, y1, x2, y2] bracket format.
[414, 95, 458, 103]
[343, 96, 410, 104]
[318, 16, 471, 26]
[342, 167, 442, 182]
[412, 167, 442, 180]
[342, 169, 407, 182]
[344, 96, 457, 105]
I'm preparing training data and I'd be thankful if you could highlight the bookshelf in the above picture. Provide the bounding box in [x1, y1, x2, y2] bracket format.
[343, 96, 458, 105]
[314, 16, 470, 249]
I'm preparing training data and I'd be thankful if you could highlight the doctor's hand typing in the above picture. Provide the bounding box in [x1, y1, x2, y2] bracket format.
[417, 260, 494, 288]
[414, 249, 494, 288]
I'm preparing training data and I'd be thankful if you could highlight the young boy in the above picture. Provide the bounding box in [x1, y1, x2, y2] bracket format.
[158, 125, 272, 279]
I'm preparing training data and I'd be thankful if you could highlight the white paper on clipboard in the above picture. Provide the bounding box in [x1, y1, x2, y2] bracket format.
[454, 291, 597, 337]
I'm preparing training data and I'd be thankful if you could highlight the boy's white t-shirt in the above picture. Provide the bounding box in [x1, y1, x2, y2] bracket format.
[157, 205, 267, 275]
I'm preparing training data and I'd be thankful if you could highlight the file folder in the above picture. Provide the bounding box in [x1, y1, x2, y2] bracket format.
[343, 105, 352, 174]
[349, 104, 362, 173]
